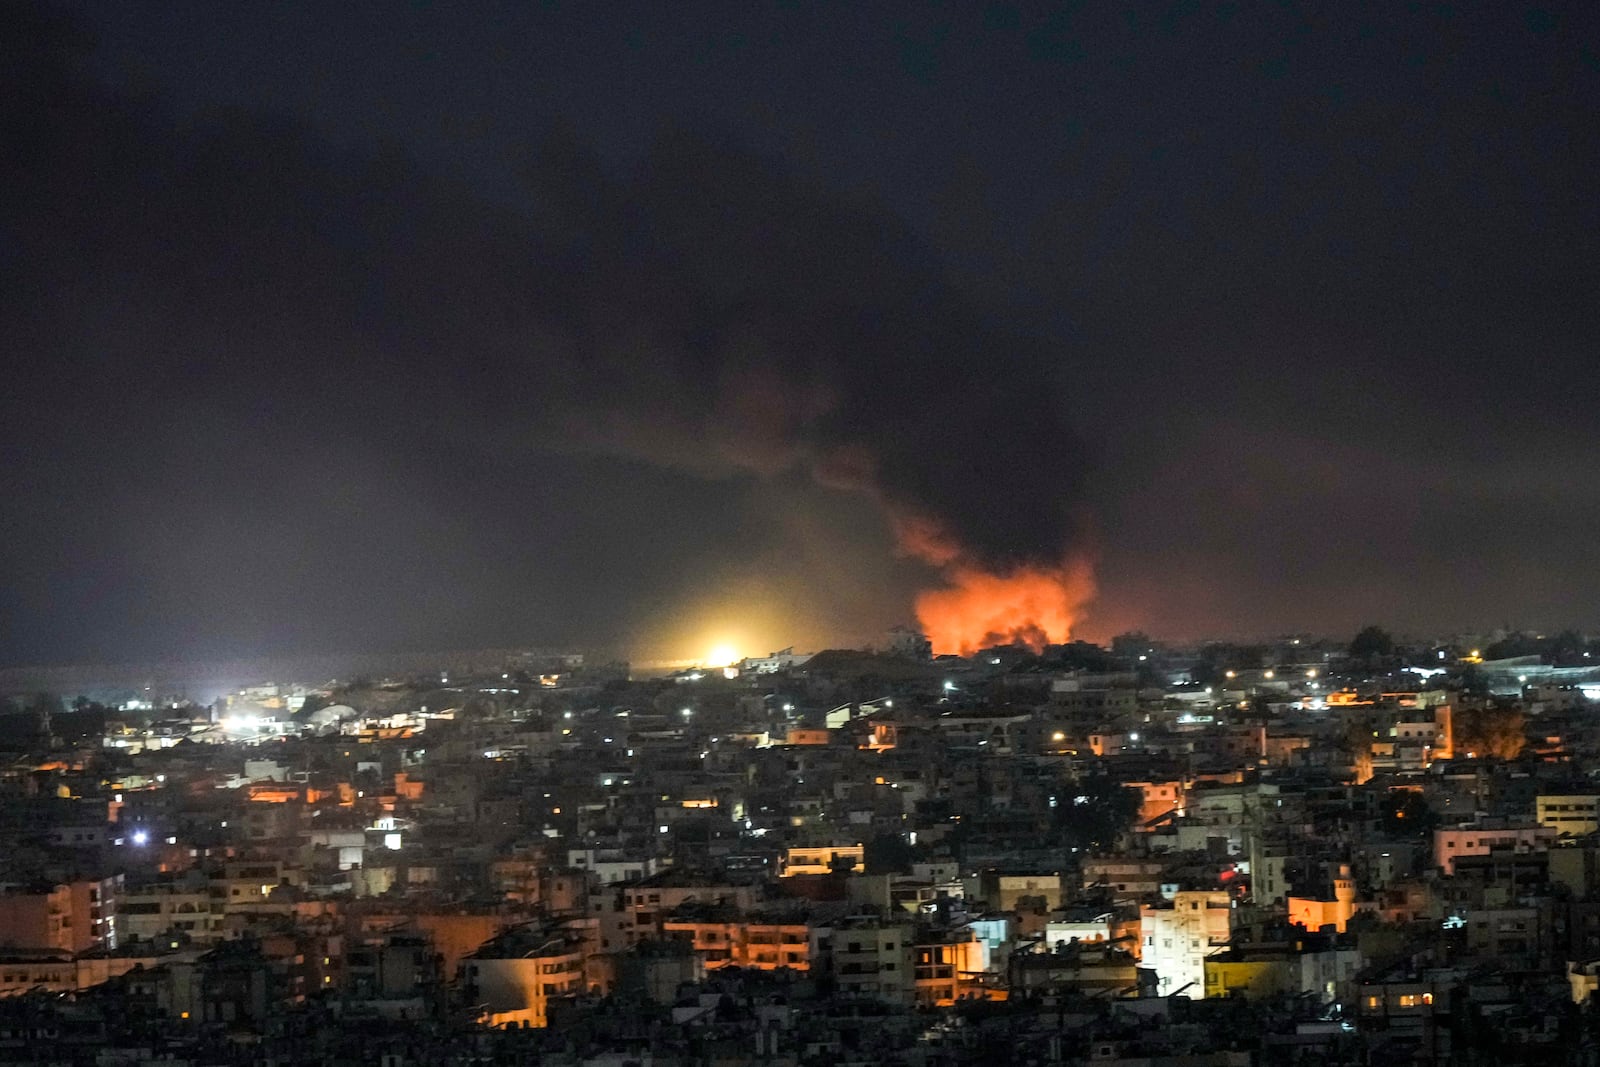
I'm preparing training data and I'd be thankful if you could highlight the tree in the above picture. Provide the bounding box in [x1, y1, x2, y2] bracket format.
[1549, 630, 1588, 666]
[1338, 711, 1375, 784]
[1484, 633, 1543, 661]
[1380, 792, 1437, 837]
[1455, 704, 1526, 761]
[1348, 626, 1395, 661]
[863, 832, 915, 875]
[1052, 774, 1142, 849]
[1191, 643, 1267, 686]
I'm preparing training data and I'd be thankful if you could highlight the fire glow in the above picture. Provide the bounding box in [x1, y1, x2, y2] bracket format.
[915, 558, 1095, 655]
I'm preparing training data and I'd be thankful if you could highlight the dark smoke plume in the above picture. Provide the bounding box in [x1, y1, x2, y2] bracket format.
[1, 5, 1093, 657]
[517, 128, 1094, 573]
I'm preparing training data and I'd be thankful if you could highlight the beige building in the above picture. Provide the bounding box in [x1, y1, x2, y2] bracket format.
[0, 877, 122, 955]
[121, 884, 220, 943]
[662, 913, 812, 971]
[462, 930, 590, 1028]
[1537, 794, 1600, 837]
[1286, 864, 1358, 933]
[782, 845, 864, 877]
[1433, 824, 1556, 875]
[811, 920, 914, 1004]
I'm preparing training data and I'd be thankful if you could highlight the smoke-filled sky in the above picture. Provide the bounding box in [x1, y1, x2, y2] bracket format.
[3, 1, 1598, 666]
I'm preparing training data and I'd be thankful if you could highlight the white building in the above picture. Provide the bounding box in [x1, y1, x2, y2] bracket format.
[741, 648, 814, 673]
[1140, 891, 1233, 998]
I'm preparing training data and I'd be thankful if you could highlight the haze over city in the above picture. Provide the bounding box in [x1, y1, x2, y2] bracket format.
[5, 2, 1599, 669]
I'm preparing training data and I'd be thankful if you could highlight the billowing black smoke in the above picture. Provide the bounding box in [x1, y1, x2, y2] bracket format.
[1, 4, 1092, 659]
[516, 128, 1094, 572]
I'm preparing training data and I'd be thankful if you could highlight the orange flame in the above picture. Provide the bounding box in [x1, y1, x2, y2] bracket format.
[915, 558, 1095, 655]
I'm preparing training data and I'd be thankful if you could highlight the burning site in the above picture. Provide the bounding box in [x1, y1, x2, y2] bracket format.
[514, 133, 1100, 657]
[914, 558, 1097, 655]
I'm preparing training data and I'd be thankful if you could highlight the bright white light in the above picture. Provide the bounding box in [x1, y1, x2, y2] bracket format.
[707, 644, 740, 668]
[681, 708, 693, 717]
[131, 830, 148, 846]
[943, 680, 956, 692]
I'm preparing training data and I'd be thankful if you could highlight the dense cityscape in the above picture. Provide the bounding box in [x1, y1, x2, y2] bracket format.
[3, 627, 1600, 1063]
[8, 1, 1598, 1063]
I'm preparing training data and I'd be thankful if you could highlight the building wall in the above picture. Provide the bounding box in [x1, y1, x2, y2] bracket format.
[783, 845, 864, 877]
[0, 879, 120, 954]
[465, 949, 585, 1028]
[121, 887, 218, 943]
[813, 923, 913, 1004]
[1287, 866, 1357, 933]
[1140, 891, 1232, 998]
[1433, 825, 1555, 875]
[661, 919, 811, 971]
[1205, 959, 1292, 999]
[914, 936, 983, 1006]
[1537, 795, 1600, 837]
[596, 882, 760, 946]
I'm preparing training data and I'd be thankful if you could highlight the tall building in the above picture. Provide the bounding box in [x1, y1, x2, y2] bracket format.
[1140, 891, 1232, 998]
[0, 877, 122, 954]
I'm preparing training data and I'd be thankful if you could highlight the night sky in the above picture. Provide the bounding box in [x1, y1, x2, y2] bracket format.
[3, 1, 1598, 666]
